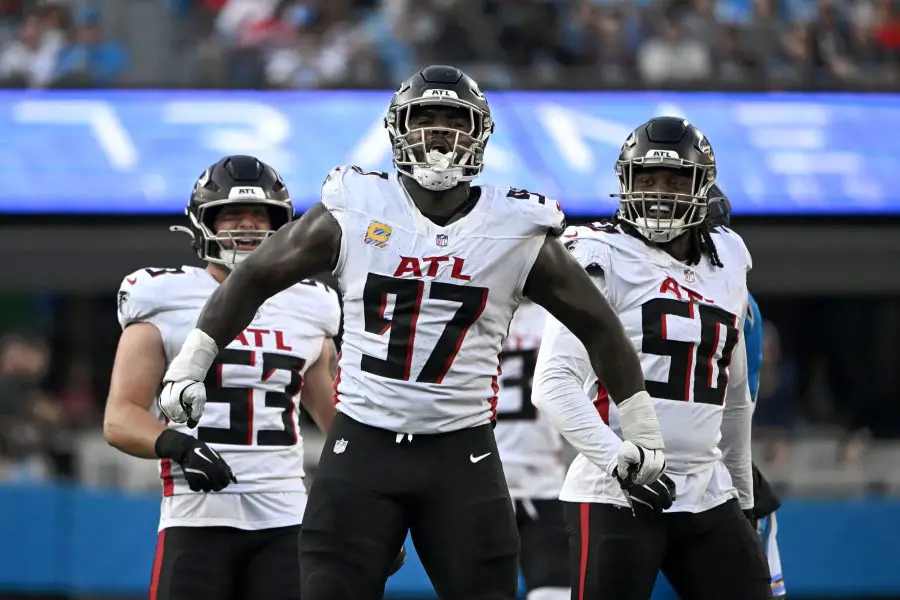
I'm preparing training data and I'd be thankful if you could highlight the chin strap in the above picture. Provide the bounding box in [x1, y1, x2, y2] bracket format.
[636, 224, 689, 244]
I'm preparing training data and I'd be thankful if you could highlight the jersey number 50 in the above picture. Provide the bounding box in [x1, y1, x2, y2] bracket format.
[361, 273, 488, 383]
[642, 298, 740, 406]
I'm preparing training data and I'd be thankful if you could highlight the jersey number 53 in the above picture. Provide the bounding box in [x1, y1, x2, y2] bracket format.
[198, 350, 305, 446]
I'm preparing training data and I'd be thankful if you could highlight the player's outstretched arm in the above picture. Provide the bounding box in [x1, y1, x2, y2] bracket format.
[197, 203, 341, 349]
[525, 235, 645, 404]
[103, 323, 168, 458]
[300, 338, 338, 434]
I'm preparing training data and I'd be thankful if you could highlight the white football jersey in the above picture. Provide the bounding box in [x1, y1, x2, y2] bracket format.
[555, 222, 751, 512]
[116, 265, 341, 531]
[321, 166, 565, 434]
[495, 301, 566, 499]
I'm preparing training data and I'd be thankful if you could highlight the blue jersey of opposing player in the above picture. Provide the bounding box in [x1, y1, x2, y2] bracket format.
[744, 292, 763, 403]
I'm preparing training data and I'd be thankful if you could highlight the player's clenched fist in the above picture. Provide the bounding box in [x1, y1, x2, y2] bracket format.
[614, 390, 667, 486]
[613, 466, 676, 516]
[155, 429, 238, 492]
[158, 329, 219, 428]
[158, 379, 206, 427]
[614, 439, 666, 486]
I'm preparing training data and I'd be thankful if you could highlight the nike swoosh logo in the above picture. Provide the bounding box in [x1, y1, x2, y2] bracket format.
[469, 453, 491, 464]
[183, 468, 209, 481]
[194, 448, 212, 463]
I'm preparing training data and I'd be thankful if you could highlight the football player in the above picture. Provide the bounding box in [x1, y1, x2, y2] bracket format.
[532, 117, 772, 600]
[155, 65, 666, 600]
[495, 301, 570, 600]
[103, 156, 342, 600]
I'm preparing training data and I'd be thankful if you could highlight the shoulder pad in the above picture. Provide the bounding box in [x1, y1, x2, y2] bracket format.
[561, 222, 619, 254]
[504, 187, 566, 235]
[560, 231, 612, 274]
[116, 267, 188, 329]
[320, 166, 350, 211]
[710, 227, 752, 271]
[561, 221, 620, 241]
[320, 165, 390, 212]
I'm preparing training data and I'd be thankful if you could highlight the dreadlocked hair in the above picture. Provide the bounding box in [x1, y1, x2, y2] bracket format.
[695, 222, 724, 268]
[609, 213, 725, 268]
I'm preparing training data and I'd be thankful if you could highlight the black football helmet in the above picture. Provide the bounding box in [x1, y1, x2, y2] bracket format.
[384, 64, 494, 191]
[171, 155, 293, 268]
[614, 117, 717, 243]
[706, 184, 731, 228]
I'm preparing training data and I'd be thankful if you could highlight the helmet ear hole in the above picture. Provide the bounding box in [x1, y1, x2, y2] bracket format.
[266, 206, 293, 229]
[203, 205, 221, 231]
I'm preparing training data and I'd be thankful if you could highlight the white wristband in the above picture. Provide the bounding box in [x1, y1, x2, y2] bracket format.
[164, 328, 219, 383]
[616, 390, 664, 450]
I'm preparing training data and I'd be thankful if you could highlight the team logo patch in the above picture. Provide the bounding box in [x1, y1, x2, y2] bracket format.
[436, 233, 449, 247]
[683, 268, 696, 283]
[365, 222, 392, 248]
[333, 438, 348, 454]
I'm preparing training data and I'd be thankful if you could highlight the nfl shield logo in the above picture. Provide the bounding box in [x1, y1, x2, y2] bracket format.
[436, 233, 449, 247]
[684, 269, 697, 283]
[333, 438, 348, 454]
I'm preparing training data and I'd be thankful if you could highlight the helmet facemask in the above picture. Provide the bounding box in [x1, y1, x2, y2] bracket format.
[173, 198, 292, 269]
[614, 155, 716, 244]
[386, 97, 493, 191]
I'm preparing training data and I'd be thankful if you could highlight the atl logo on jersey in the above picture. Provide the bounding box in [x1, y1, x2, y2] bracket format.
[394, 256, 472, 281]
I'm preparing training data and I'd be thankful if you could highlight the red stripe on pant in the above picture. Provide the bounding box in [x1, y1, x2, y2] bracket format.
[149, 530, 166, 600]
[578, 503, 590, 600]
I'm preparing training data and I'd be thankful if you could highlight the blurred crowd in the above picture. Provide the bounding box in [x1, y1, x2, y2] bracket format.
[0, 333, 99, 482]
[0, 0, 898, 90]
[0, 1, 126, 88]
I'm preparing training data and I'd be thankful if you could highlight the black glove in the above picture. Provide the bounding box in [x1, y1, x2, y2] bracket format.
[388, 546, 407, 576]
[155, 429, 238, 492]
[614, 467, 676, 516]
